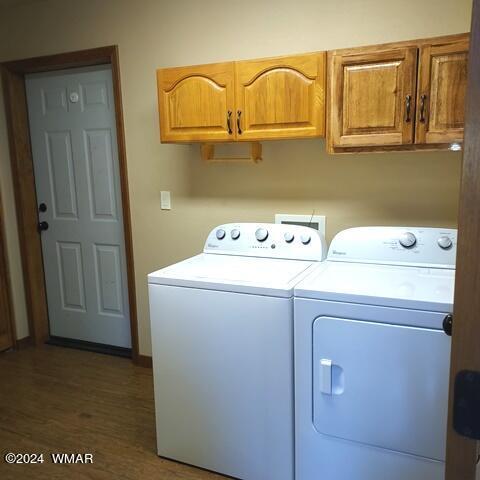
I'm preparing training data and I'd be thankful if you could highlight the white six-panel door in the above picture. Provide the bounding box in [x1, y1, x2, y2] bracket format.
[25, 65, 131, 348]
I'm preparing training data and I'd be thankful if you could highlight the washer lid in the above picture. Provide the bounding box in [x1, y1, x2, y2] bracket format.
[149, 253, 315, 297]
[294, 261, 455, 311]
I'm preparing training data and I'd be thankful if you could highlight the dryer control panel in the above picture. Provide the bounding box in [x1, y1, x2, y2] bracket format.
[204, 223, 327, 261]
[328, 227, 457, 268]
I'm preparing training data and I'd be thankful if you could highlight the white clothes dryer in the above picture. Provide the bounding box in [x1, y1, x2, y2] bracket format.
[148, 223, 327, 480]
[294, 226, 456, 480]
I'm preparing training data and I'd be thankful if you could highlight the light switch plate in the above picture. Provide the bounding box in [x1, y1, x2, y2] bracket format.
[160, 191, 171, 210]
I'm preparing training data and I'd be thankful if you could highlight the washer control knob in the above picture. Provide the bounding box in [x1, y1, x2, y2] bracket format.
[255, 228, 269, 242]
[301, 234, 311, 245]
[438, 236, 453, 250]
[399, 232, 417, 248]
[216, 229, 226, 240]
[231, 229, 240, 240]
[284, 232, 295, 243]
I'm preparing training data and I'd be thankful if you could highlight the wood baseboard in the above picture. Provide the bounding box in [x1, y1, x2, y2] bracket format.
[136, 354, 152, 368]
[16, 336, 34, 349]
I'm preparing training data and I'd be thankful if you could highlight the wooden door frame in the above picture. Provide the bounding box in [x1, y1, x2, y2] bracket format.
[445, 0, 480, 477]
[0, 187, 16, 351]
[1, 46, 139, 363]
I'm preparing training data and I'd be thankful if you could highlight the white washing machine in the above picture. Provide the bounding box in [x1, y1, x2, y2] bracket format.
[148, 223, 327, 480]
[294, 226, 457, 480]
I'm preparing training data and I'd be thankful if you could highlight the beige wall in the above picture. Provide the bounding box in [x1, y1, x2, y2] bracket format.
[0, 0, 471, 354]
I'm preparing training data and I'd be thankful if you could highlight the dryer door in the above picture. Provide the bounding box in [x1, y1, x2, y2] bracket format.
[313, 314, 451, 461]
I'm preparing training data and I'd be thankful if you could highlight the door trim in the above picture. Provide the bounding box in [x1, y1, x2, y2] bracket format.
[1, 46, 139, 363]
[445, 1, 480, 477]
[0, 187, 16, 351]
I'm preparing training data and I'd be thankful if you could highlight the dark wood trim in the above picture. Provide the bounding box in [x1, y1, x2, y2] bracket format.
[1, 67, 48, 345]
[0, 188, 16, 351]
[1, 46, 139, 362]
[16, 336, 34, 349]
[445, 2, 480, 479]
[136, 355, 153, 368]
[2, 46, 114, 75]
[110, 47, 139, 364]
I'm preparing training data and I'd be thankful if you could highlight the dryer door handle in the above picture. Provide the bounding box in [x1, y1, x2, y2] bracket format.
[320, 359, 332, 395]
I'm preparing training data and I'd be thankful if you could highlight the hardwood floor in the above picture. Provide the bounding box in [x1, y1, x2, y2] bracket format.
[0, 345, 228, 480]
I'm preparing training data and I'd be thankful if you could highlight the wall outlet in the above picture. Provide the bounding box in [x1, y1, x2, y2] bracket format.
[160, 191, 171, 210]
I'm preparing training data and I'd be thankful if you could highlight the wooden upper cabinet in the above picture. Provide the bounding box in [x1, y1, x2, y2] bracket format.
[157, 53, 326, 143]
[328, 34, 469, 153]
[328, 47, 418, 150]
[234, 53, 326, 140]
[157, 33, 469, 149]
[416, 35, 469, 144]
[157, 62, 235, 142]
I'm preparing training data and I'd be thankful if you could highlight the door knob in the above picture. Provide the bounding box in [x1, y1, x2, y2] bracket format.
[38, 221, 49, 232]
[443, 314, 453, 336]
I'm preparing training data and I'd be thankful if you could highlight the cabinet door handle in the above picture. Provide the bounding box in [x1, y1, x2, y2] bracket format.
[237, 110, 242, 135]
[226, 110, 232, 134]
[419, 94, 427, 123]
[405, 94, 412, 123]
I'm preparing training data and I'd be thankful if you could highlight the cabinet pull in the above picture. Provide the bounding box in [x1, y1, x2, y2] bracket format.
[419, 94, 427, 123]
[227, 110, 232, 134]
[405, 94, 412, 123]
[237, 110, 242, 135]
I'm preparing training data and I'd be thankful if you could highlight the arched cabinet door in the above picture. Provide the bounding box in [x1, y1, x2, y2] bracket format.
[157, 62, 235, 142]
[234, 53, 326, 141]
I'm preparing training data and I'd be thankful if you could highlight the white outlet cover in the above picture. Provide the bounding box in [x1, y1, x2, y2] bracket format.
[275, 213, 326, 236]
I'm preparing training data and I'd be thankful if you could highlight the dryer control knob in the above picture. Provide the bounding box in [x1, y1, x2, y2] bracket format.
[255, 228, 269, 242]
[399, 232, 417, 248]
[216, 229, 226, 240]
[284, 232, 295, 243]
[438, 236, 453, 250]
[301, 234, 311, 245]
[231, 229, 240, 240]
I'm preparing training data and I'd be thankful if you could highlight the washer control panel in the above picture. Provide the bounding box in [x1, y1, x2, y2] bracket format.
[204, 223, 327, 261]
[328, 227, 457, 268]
